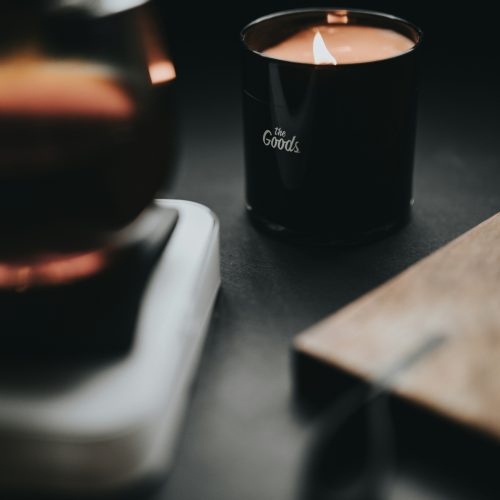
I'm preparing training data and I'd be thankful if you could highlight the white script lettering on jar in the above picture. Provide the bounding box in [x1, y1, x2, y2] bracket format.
[262, 129, 300, 153]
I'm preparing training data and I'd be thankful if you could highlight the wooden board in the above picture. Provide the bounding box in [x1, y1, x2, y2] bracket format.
[294, 213, 500, 440]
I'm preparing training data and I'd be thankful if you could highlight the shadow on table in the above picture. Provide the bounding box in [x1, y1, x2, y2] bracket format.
[294, 375, 500, 500]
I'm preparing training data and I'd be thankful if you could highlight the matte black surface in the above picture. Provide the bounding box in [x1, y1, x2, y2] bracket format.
[153, 2, 499, 498]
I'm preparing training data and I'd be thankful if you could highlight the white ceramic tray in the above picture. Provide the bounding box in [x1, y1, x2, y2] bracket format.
[0, 200, 220, 496]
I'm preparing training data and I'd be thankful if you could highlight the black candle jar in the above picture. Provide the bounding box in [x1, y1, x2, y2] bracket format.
[241, 9, 422, 245]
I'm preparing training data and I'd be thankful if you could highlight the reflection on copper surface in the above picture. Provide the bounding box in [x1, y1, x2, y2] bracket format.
[0, 250, 106, 291]
[327, 11, 349, 24]
[149, 60, 176, 84]
[138, 8, 176, 84]
[313, 31, 338, 65]
[0, 56, 134, 118]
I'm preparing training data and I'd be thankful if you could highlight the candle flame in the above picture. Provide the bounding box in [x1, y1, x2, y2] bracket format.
[313, 31, 337, 65]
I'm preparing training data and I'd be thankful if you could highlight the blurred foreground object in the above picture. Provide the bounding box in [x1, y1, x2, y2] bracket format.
[0, 0, 177, 287]
[0, 3, 222, 497]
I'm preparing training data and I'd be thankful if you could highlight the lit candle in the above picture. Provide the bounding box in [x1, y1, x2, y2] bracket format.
[241, 9, 422, 245]
[263, 25, 415, 65]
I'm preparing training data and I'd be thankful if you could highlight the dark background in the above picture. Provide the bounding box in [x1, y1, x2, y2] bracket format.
[151, 2, 500, 499]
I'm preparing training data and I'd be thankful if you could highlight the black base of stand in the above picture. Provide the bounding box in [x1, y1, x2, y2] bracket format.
[0, 206, 178, 359]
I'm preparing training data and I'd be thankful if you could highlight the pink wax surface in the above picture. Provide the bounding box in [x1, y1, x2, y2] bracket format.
[263, 25, 415, 65]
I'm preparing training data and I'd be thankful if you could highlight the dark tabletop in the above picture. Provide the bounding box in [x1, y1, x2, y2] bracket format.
[153, 3, 500, 499]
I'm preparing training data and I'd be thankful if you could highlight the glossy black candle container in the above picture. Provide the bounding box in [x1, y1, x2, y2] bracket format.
[241, 9, 422, 245]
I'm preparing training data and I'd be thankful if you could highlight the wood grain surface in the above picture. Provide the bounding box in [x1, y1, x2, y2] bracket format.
[295, 213, 500, 440]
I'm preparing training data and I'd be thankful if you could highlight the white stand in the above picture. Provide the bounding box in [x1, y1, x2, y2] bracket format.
[0, 200, 220, 496]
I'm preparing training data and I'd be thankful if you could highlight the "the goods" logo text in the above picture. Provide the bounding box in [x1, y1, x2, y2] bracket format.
[262, 127, 300, 154]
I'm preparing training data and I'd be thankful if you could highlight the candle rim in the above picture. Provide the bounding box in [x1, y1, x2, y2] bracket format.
[241, 8, 423, 68]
